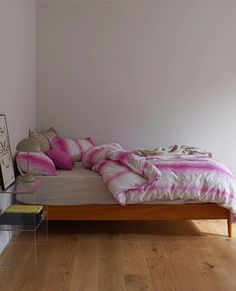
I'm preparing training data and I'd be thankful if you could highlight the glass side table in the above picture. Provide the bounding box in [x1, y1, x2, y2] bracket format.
[0, 178, 48, 268]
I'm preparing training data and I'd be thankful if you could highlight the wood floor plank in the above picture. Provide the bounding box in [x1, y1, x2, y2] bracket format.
[146, 238, 209, 291]
[42, 234, 77, 291]
[13, 244, 54, 291]
[0, 265, 23, 291]
[69, 234, 99, 291]
[97, 225, 126, 291]
[119, 222, 149, 275]
[0, 220, 235, 291]
[124, 274, 153, 291]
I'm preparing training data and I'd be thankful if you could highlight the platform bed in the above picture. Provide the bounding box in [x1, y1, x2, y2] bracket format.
[45, 203, 233, 238]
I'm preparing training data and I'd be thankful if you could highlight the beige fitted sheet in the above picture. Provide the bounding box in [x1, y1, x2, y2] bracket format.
[18, 162, 203, 206]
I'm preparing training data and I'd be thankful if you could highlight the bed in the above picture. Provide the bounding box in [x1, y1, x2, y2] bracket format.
[18, 162, 234, 237]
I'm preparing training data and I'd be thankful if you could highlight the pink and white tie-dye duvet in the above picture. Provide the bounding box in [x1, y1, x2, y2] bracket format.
[82, 144, 236, 219]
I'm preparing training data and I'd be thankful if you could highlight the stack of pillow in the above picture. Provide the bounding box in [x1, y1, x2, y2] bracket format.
[16, 127, 95, 176]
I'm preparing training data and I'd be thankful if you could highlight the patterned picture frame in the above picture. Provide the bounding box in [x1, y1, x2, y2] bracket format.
[0, 114, 15, 190]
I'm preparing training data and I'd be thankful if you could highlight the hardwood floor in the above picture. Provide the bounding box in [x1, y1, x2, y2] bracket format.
[0, 220, 235, 291]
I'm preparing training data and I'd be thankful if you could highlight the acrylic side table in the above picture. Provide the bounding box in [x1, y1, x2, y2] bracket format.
[0, 178, 48, 268]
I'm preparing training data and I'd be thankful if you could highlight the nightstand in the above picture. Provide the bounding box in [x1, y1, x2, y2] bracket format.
[0, 179, 48, 268]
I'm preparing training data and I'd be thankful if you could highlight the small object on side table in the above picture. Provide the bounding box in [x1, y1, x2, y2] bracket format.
[0, 205, 43, 228]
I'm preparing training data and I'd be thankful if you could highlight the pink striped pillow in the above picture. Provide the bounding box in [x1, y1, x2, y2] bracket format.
[16, 152, 57, 176]
[50, 136, 95, 162]
[76, 137, 95, 158]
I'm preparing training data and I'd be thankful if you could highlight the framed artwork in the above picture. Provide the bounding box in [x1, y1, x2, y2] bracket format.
[0, 114, 15, 190]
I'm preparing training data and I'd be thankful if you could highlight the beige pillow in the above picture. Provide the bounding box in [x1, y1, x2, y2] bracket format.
[29, 127, 58, 152]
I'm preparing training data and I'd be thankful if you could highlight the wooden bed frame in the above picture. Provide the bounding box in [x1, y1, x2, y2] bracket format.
[45, 203, 233, 238]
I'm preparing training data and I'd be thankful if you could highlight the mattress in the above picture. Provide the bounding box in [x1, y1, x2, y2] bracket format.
[17, 162, 203, 206]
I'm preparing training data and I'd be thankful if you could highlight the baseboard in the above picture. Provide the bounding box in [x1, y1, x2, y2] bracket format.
[0, 231, 11, 253]
[0, 193, 14, 253]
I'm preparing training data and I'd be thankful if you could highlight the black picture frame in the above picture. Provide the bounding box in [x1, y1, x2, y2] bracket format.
[0, 114, 15, 190]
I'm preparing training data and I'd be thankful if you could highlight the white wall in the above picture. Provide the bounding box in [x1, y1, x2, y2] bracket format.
[0, 0, 36, 252]
[0, 0, 36, 150]
[36, 0, 236, 173]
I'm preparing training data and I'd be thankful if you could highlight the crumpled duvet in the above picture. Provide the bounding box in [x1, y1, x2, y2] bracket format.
[82, 143, 236, 219]
[134, 144, 212, 157]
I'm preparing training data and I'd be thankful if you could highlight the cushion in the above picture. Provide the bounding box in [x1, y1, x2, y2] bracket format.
[29, 127, 58, 152]
[46, 149, 73, 170]
[50, 136, 81, 162]
[50, 136, 95, 162]
[16, 152, 57, 176]
[77, 137, 95, 156]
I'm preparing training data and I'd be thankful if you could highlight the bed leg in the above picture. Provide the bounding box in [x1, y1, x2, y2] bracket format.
[227, 218, 233, 238]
